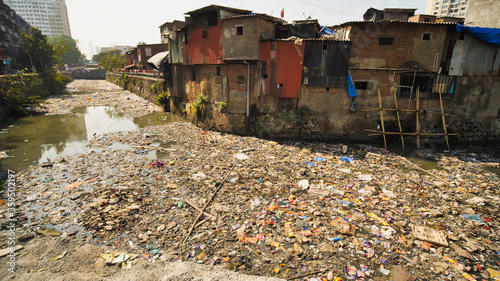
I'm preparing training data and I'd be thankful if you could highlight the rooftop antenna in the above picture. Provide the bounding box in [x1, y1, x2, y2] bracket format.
[303, 11, 314, 20]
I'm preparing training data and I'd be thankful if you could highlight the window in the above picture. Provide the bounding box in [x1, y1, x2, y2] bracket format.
[422, 33, 431, 40]
[145, 47, 152, 57]
[379, 37, 394, 45]
[236, 26, 243, 36]
[354, 81, 369, 90]
[237, 76, 244, 84]
[424, 17, 431, 22]
[322, 44, 328, 50]
[216, 66, 221, 76]
[201, 30, 207, 39]
[398, 73, 456, 98]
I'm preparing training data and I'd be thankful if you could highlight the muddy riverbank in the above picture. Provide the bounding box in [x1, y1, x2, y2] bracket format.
[1, 80, 500, 281]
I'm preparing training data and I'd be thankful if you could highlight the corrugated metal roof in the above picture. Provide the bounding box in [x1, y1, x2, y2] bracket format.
[223, 13, 286, 23]
[332, 20, 458, 28]
[185, 5, 251, 15]
[268, 37, 350, 42]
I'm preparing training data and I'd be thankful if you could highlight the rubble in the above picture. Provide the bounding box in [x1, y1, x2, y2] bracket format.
[1, 80, 500, 280]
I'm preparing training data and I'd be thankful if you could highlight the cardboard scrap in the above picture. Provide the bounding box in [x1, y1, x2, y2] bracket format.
[390, 265, 417, 281]
[412, 225, 448, 247]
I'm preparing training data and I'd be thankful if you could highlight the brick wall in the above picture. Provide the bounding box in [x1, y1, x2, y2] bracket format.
[349, 22, 448, 70]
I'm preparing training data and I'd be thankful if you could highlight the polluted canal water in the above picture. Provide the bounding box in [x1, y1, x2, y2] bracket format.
[0, 106, 185, 174]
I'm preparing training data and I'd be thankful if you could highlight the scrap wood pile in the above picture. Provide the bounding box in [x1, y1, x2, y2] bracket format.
[8, 122, 500, 280]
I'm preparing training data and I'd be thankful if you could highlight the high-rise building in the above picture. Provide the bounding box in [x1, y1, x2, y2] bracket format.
[4, 0, 71, 37]
[425, 0, 470, 18]
[0, 0, 31, 73]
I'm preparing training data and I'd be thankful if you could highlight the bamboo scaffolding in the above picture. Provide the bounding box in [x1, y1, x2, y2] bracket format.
[362, 107, 454, 117]
[363, 87, 455, 150]
[366, 131, 457, 136]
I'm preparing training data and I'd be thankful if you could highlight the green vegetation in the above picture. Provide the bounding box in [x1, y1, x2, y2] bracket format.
[0, 72, 44, 115]
[48, 35, 85, 68]
[218, 100, 228, 112]
[156, 91, 170, 109]
[192, 94, 207, 116]
[92, 49, 125, 71]
[0, 27, 72, 117]
[151, 83, 157, 93]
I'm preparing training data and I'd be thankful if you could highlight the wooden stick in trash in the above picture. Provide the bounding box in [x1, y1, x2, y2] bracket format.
[286, 269, 328, 280]
[182, 163, 236, 244]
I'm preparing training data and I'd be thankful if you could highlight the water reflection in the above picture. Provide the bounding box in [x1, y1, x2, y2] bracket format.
[0, 107, 185, 173]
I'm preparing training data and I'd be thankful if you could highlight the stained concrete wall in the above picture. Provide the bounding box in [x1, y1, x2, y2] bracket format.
[106, 73, 166, 104]
[222, 17, 275, 60]
[465, 0, 500, 28]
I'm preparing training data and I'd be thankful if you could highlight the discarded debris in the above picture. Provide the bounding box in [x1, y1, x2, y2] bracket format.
[5, 79, 500, 280]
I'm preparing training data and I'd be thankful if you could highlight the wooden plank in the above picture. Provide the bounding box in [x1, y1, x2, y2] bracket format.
[393, 88, 405, 151]
[377, 88, 387, 149]
[0, 245, 23, 257]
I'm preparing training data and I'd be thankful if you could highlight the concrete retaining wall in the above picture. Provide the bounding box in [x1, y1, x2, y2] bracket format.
[106, 73, 166, 104]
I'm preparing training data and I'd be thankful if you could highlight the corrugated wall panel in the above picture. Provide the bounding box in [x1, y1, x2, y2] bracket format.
[262, 41, 304, 98]
[303, 41, 351, 88]
[186, 26, 223, 65]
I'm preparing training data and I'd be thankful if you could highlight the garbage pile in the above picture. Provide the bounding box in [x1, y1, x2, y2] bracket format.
[9, 121, 500, 280]
[40, 80, 161, 117]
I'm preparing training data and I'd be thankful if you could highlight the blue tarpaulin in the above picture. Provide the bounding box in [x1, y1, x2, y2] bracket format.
[346, 71, 357, 98]
[320, 26, 334, 35]
[456, 24, 500, 46]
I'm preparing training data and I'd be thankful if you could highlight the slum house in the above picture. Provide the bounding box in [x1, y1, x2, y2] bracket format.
[447, 24, 500, 141]
[125, 48, 137, 70]
[329, 20, 463, 141]
[156, 5, 500, 142]
[166, 5, 259, 128]
[135, 43, 169, 71]
[330, 17, 500, 142]
[162, 5, 354, 136]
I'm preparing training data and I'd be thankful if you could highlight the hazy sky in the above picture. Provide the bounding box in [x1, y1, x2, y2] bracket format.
[65, 0, 427, 59]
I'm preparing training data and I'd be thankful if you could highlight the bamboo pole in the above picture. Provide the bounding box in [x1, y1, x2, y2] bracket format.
[393, 88, 405, 151]
[416, 88, 421, 149]
[377, 88, 387, 149]
[362, 107, 454, 117]
[366, 130, 457, 136]
[182, 164, 236, 244]
[439, 90, 450, 150]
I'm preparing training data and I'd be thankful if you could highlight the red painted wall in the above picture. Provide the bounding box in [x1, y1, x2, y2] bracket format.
[185, 26, 224, 65]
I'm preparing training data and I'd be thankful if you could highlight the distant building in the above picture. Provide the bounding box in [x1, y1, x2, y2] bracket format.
[363, 8, 417, 22]
[4, 0, 71, 37]
[425, 0, 469, 18]
[464, 0, 500, 28]
[99, 45, 134, 54]
[0, 0, 31, 74]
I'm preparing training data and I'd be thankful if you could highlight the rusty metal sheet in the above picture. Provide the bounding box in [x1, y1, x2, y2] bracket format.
[303, 41, 351, 88]
[186, 26, 223, 65]
[452, 34, 500, 77]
